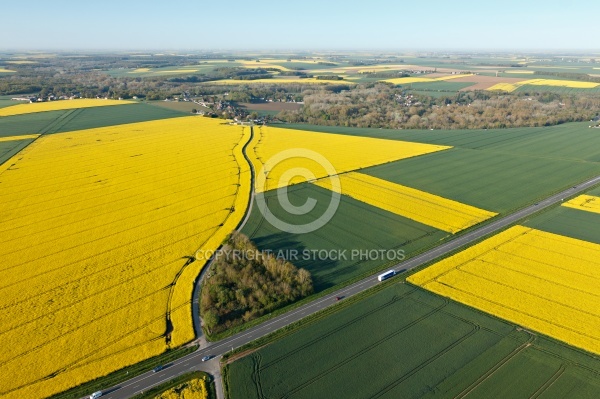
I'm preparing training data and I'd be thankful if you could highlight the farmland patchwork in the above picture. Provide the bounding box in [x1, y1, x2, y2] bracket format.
[408, 226, 600, 355]
[313, 172, 496, 233]
[249, 126, 451, 192]
[0, 98, 133, 117]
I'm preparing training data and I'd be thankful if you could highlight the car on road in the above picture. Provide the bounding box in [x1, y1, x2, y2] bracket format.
[153, 365, 164, 373]
[334, 296, 343, 301]
[201, 355, 212, 362]
[89, 392, 102, 399]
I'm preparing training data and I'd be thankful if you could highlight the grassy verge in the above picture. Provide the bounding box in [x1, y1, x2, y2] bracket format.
[130, 371, 216, 399]
[49, 345, 197, 399]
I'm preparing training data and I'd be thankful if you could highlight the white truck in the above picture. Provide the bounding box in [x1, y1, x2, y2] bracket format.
[377, 270, 395, 282]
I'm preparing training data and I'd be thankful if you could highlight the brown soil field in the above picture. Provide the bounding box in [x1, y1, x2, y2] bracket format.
[451, 75, 526, 90]
[237, 102, 302, 111]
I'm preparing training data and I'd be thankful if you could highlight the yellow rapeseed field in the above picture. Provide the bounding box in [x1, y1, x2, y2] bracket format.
[562, 194, 600, 215]
[239, 60, 291, 71]
[0, 117, 251, 398]
[408, 225, 600, 355]
[383, 74, 473, 85]
[154, 377, 209, 399]
[488, 78, 600, 92]
[314, 172, 496, 233]
[156, 69, 199, 74]
[0, 98, 133, 117]
[249, 126, 451, 192]
[0, 68, 15, 73]
[0, 134, 40, 142]
[205, 78, 357, 85]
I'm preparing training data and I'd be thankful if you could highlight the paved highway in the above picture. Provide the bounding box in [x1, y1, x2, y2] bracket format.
[96, 174, 600, 399]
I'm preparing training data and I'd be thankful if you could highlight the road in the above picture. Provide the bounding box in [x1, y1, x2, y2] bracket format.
[96, 174, 600, 399]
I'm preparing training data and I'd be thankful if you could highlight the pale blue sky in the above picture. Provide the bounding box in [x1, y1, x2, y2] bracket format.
[2, 0, 599, 51]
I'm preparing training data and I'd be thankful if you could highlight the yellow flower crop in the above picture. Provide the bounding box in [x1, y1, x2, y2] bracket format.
[0, 117, 251, 398]
[486, 82, 520, 92]
[408, 226, 600, 355]
[0, 134, 40, 142]
[249, 126, 450, 192]
[6, 60, 37, 64]
[155, 69, 199, 73]
[154, 377, 209, 399]
[314, 172, 496, 233]
[488, 78, 600, 92]
[384, 74, 473, 85]
[239, 60, 292, 71]
[0, 99, 133, 117]
[562, 194, 600, 215]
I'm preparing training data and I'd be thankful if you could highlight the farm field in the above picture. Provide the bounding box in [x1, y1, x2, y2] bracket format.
[154, 376, 209, 399]
[0, 134, 39, 141]
[562, 194, 600, 214]
[0, 109, 70, 137]
[0, 117, 251, 398]
[104, 63, 234, 77]
[445, 75, 528, 90]
[313, 172, 496, 233]
[525, 200, 600, 246]
[403, 81, 476, 92]
[0, 137, 37, 165]
[363, 148, 600, 213]
[149, 100, 210, 113]
[488, 78, 600, 92]
[0, 99, 19, 108]
[0, 98, 132, 116]
[514, 84, 600, 94]
[226, 283, 600, 399]
[279, 122, 600, 163]
[241, 183, 448, 292]
[242, 122, 600, 293]
[0, 103, 187, 138]
[249, 125, 450, 192]
[408, 225, 600, 355]
[383, 73, 473, 85]
[41, 102, 188, 134]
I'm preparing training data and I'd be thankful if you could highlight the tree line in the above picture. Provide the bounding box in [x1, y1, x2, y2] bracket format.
[276, 84, 600, 129]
